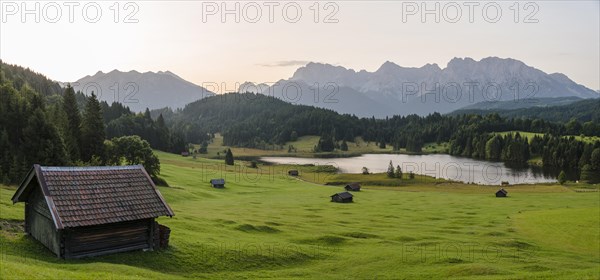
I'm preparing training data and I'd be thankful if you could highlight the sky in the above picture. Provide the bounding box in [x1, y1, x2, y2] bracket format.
[1, 1, 599, 92]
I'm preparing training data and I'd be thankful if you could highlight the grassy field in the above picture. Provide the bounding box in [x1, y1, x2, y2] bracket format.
[422, 142, 450, 153]
[495, 131, 544, 142]
[496, 131, 600, 144]
[0, 151, 599, 279]
[198, 134, 396, 159]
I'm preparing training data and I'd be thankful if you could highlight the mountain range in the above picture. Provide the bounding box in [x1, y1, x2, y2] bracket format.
[70, 57, 598, 115]
[242, 57, 598, 116]
[72, 70, 214, 112]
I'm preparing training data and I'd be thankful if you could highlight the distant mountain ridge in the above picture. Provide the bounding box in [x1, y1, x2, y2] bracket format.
[242, 57, 598, 117]
[72, 70, 214, 112]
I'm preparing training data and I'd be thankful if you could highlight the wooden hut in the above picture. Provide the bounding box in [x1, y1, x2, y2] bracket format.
[181, 151, 190, 157]
[288, 170, 299, 176]
[345, 182, 361, 192]
[331, 192, 353, 203]
[495, 188, 508, 197]
[11, 164, 174, 259]
[210, 178, 225, 188]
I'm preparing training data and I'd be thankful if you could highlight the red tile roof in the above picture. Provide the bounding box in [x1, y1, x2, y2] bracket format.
[12, 165, 174, 229]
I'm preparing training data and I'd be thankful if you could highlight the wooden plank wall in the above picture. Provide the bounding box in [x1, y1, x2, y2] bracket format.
[27, 188, 61, 256]
[64, 219, 152, 258]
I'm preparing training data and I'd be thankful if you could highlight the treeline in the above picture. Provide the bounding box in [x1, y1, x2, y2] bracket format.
[0, 64, 163, 184]
[449, 132, 530, 163]
[449, 130, 600, 166]
[105, 107, 187, 153]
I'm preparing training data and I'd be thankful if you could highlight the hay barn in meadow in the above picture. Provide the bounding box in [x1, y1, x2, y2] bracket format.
[345, 183, 361, 191]
[11, 164, 174, 259]
[210, 178, 225, 188]
[331, 192, 353, 203]
[496, 188, 508, 197]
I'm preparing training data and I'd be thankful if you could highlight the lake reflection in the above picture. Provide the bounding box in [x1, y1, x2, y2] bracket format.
[261, 154, 557, 185]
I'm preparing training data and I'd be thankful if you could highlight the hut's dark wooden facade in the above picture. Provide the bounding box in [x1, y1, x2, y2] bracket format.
[331, 192, 353, 203]
[12, 164, 174, 258]
[288, 170, 299, 176]
[345, 183, 361, 191]
[210, 178, 225, 188]
[496, 188, 508, 197]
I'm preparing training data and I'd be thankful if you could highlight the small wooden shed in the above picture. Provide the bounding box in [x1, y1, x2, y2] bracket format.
[496, 188, 508, 197]
[345, 182, 361, 192]
[288, 170, 299, 176]
[11, 164, 174, 258]
[210, 178, 225, 188]
[331, 192, 353, 203]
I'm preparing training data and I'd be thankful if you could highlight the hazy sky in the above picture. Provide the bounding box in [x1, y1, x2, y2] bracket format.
[1, 1, 599, 91]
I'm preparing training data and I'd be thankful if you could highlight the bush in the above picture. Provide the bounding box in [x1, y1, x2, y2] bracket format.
[315, 165, 338, 173]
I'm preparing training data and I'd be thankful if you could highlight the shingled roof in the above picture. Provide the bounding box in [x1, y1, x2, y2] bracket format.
[331, 192, 353, 199]
[210, 178, 225, 185]
[345, 182, 361, 191]
[12, 164, 174, 229]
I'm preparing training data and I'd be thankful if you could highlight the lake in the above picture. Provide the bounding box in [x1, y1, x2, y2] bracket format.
[261, 154, 557, 185]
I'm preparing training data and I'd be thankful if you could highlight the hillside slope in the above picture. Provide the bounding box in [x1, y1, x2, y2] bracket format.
[449, 98, 600, 122]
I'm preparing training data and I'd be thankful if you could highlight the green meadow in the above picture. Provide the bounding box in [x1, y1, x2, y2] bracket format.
[496, 131, 600, 144]
[200, 135, 396, 159]
[0, 151, 599, 279]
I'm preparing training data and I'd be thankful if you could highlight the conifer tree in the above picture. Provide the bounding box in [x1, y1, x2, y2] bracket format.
[225, 148, 234, 165]
[395, 165, 403, 179]
[80, 92, 105, 162]
[156, 113, 170, 151]
[387, 160, 395, 178]
[62, 85, 81, 162]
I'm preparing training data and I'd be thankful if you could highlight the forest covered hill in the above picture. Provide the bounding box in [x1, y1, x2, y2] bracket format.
[450, 98, 600, 123]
